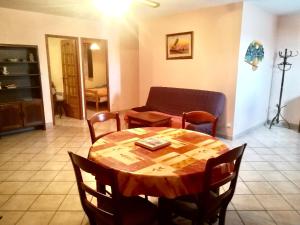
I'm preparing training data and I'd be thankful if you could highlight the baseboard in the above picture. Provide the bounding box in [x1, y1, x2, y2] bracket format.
[231, 122, 265, 140]
[266, 119, 299, 131]
[45, 122, 54, 129]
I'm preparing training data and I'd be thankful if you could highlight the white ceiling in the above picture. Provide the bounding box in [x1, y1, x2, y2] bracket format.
[0, 0, 299, 20]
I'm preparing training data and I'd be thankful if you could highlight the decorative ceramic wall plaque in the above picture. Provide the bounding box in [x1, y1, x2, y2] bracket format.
[245, 41, 264, 71]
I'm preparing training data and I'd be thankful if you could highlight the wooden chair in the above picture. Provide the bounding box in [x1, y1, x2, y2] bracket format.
[182, 111, 218, 137]
[159, 144, 247, 225]
[68, 152, 158, 225]
[87, 112, 121, 144]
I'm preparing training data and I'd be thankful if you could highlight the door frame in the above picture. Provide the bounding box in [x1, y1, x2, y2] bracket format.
[80, 37, 110, 119]
[45, 34, 83, 125]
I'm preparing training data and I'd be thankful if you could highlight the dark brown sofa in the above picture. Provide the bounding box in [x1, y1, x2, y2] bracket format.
[126, 87, 225, 134]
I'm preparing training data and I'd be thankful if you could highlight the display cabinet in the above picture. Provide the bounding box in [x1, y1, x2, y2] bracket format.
[0, 44, 45, 135]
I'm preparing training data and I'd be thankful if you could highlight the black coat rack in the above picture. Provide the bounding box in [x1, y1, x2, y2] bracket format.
[269, 48, 298, 129]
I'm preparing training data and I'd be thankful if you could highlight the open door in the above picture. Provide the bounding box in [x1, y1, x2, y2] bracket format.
[81, 38, 110, 119]
[61, 39, 82, 119]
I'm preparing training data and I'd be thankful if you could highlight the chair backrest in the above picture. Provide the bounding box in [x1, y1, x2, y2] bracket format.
[199, 144, 246, 218]
[87, 112, 121, 144]
[68, 152, 122, 225]
[182, 111, 218, 136]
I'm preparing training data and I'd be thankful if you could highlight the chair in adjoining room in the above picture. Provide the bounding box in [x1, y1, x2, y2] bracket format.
[182, 111, 218, 137]
[68, 152, 158, 225]
[158, 144, 247, 225]
[87, 112, 121, 144]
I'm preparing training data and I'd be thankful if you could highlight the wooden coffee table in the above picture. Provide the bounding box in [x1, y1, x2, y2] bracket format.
[127, 112, 171, 128]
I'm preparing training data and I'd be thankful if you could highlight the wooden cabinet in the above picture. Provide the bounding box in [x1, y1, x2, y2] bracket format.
[0, 102, 23, 131]
[0, 44, 45, 135]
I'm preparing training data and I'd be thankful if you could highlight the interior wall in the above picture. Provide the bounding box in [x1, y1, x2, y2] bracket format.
[233, 2, 277, 137]
[84, 40, 107, 89]
[269, 13, 300, 126]
[48, 37, 64, 93]
[138, 3, 243, 138]
[0, 7, 139, 124]
[119, 24, 140, 110]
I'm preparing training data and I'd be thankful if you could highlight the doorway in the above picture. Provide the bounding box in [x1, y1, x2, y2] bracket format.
[81, 38, 110, 119]
[45, 35, 82, 124]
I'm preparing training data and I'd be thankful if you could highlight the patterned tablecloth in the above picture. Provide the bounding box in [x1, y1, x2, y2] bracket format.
[89, 127, 229, 198]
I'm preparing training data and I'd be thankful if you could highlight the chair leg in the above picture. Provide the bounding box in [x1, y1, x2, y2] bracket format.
[158, 198, 173, 225]
[218, 207, 227, 225]
[86, 213, 97, 225]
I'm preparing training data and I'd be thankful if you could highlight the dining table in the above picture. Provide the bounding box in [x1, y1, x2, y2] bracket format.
[88, 127, 230, 199]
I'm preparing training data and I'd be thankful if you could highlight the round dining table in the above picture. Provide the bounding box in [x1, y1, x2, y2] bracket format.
[88, 127, 230, 199]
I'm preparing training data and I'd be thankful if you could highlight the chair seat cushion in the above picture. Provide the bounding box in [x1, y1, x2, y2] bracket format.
[120, 196, 157, 225]
[186, 123, 213, 135]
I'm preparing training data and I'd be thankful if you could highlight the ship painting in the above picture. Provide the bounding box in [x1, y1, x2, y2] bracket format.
[167, 31, 193, 59]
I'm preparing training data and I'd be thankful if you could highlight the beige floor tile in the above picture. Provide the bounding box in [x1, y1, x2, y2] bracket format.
[235, 182, 251, 194]
[69, 183, 79, 194]
[0, 181, 25, 194]
[225, 211, 243, 225]
[250, 162, 275, 171]
[259, 171, 288, 181]
[16, 211, 55, 225]
[282, 171, 300, 181]
[0, 171, 14, 181]
[270, 162, 295, 171]
[50, 154, 71, 162]
[239, 171, 266, 182]
[255, 194, 292, 210]
[0, 195, 11, 207]
[0, 154, 15, 162]
[30, 195, 65, 211]
[238, 211, 276, 225]
[16, 181, 49, 194]
[269, 211, 300, 225]
[10, 154, 36, 162]
[245, 182, 277, 194]
[49, 211, 84, 225]
[252, 148, 275, 155]
[0, 195, 38, 210]
[0, 162, 26, 171]
[270, 181, 300, 194]
[231, 195, 264, 210]
[0, 211, 25, 225]
[5, 170, 37, 181]
[283, 194, 300, 210]
[41, 161, 66, 170]
[30, 153, 54, 162]
[30, 171, 59, 181]
[19, 161, 46, 170]
[59, 195, 83, 211]
[54, 171, 76, 181]
[43, 181, 74, 194]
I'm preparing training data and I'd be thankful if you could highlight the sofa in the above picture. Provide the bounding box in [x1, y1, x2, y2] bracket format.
[126, 86, 225, 134]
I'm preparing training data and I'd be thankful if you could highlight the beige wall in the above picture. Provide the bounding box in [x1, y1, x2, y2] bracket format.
[48, 37, 64, 93]
[269, 14, 300, 126]
[234, 3, 277, 137]
[0, 7, 139, 124]
[138, 3, 243, 137]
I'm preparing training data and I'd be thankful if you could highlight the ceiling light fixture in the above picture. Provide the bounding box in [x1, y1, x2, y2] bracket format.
[93, 0, 133, 18]
[136, 0, 160, 8]
[90, 43, 100, 50]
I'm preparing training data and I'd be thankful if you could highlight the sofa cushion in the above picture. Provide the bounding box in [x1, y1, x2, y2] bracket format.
[146, 87, 225, 117]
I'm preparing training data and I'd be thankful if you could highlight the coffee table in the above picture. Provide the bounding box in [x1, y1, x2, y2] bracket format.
[127, 112, 171, 128]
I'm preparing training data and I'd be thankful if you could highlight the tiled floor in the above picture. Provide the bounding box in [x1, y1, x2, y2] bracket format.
[0, 116, 299, 225]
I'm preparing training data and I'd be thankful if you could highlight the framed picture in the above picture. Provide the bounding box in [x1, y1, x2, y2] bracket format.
[166, 31, 193, 60]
